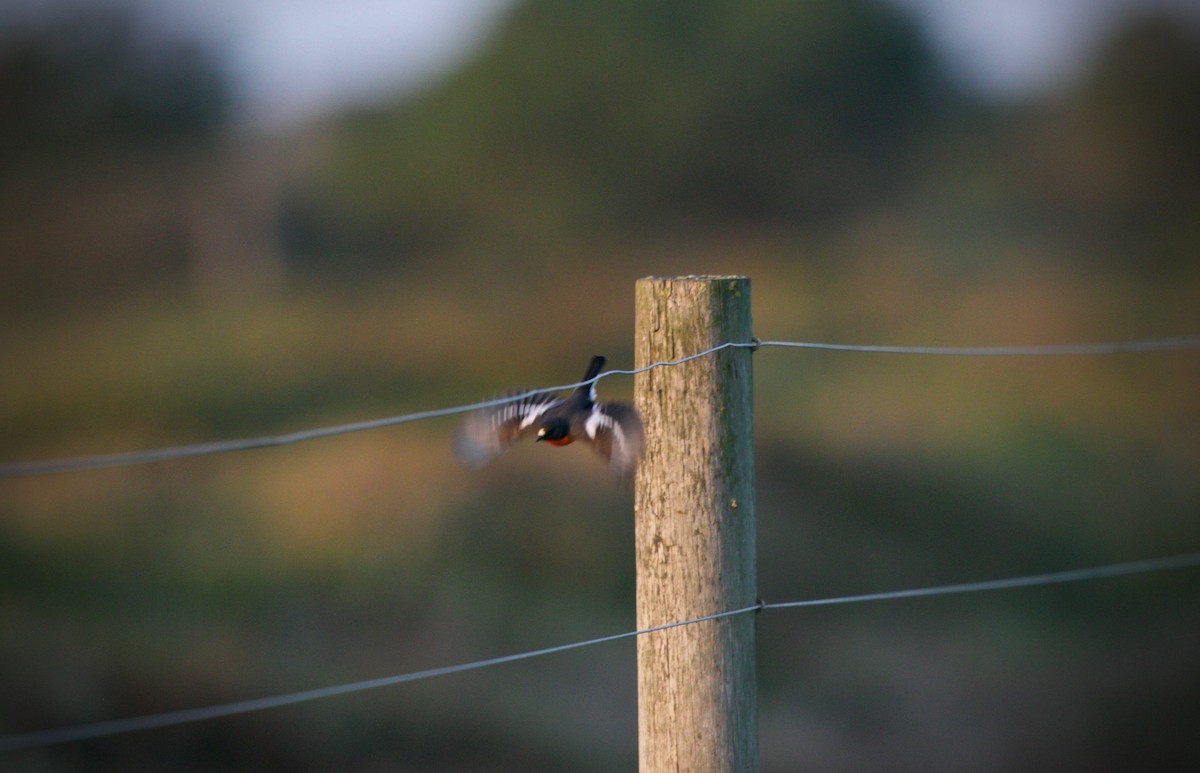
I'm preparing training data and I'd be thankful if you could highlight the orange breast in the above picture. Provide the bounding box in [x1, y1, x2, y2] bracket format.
[544, 436, 574, 447]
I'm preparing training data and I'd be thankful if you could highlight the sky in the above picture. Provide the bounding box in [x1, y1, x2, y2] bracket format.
[2, 0, 1197, 130]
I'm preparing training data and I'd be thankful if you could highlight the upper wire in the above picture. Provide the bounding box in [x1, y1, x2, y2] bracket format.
[3, 334, 1199, 479]
[0, 341, 752, 478]
[755, 335, 1200, 356]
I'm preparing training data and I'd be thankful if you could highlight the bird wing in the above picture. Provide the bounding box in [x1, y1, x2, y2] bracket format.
[582, 402, 645, 478]
[453, 393, 562, 468]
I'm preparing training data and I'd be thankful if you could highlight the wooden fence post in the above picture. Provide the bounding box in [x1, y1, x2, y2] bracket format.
[634, 275, 757, 772]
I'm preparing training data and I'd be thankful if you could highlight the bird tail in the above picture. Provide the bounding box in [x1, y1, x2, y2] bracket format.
[575, 356, 606, 395]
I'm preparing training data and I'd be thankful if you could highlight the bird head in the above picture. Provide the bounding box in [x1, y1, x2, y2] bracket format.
[536, 418, 570, 442]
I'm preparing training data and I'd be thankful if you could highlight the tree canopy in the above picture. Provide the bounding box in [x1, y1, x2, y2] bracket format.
[316, 0, 943, 252]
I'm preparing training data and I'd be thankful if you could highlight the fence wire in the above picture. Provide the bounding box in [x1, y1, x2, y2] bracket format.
[3, 550, 1198, 753]
[3, 335, 1198, 479]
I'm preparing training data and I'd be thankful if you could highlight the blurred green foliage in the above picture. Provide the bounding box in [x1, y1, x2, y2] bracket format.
[1, 1, 1199, 770]
[0, 5, 229, 159]
[299, 0, 942, 266]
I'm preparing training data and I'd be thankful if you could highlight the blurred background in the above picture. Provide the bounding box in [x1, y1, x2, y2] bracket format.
[1, 0, 1198, 769]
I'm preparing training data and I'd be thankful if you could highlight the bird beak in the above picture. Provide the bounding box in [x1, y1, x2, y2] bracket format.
[535, 429, 546, 441]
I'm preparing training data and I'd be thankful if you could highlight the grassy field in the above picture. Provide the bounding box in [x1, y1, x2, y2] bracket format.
[3, 245, 1198, 769]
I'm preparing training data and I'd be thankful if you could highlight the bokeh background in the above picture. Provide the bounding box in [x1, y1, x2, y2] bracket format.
[2, 0, 1198, 769]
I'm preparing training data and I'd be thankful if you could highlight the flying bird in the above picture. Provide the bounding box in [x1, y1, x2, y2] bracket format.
[454, 356, 644, 478]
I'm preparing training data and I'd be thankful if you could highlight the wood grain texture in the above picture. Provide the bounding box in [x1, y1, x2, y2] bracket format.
[634, 276, 757, 772]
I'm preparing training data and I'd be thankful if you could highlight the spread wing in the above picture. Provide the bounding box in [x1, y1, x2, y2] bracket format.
[453, 393, 562, 468]
[582, 402, 645, 478]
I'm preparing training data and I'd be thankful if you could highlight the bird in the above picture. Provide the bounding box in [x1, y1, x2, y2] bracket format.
[454, 356, 644, 479]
